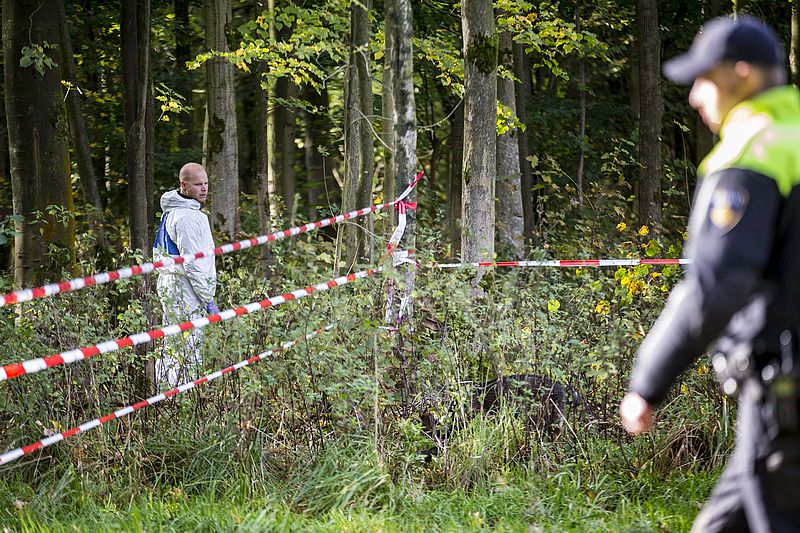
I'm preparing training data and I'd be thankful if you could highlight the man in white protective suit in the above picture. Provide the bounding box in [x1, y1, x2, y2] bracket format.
[152, 162, 218, 387]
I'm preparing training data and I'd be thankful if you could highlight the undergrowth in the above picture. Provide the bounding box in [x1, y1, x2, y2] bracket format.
[0, 216, 732, 531]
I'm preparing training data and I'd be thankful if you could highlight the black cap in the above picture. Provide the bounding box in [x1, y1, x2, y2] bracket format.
[663, 15, 784, 85]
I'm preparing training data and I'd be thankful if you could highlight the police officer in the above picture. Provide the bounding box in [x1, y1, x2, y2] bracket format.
[619, 16, 800, 532]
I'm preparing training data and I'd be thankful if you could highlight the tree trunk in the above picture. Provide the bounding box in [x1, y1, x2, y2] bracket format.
[121, 0, 152, 256]
[280, 80, 298, 224]
[447, 100, 464, 254]
[303, 86, 337, 221]
[733, 0, 748, 18]
[174, 0, 194, 150]
[204, 0, 239, 238]
[385, 0, 416, 323]
[265, 0, 280, 228]
[792, 0, 800, 88]
[146, 66, 155, 242]
[0, 54, 10, 272]
[696, 0, 719, 164]
[337, 0, 374, 270]
[636, 0, 662, 228]
[254, 68, 273, 272]
[575, 0, 586, 213]
[4, 0, 75, 285]
[57, 0, 108, 252]
[513, 43, 535, 244]
[122, 0, 156, 394]
[461, 0, 497, 262]
[382, 15, 397, 230]
[495, 31, 523, 259]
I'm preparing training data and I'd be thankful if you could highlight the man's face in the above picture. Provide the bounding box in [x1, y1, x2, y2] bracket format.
[688, 63, 752, 133]
[180, 171, 209, 203]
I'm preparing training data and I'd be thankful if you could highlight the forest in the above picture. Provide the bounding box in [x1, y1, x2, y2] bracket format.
[0, 0, 795, 530]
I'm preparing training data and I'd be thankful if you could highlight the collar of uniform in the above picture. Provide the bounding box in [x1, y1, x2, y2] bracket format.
[699, 85, 800, 179]
[720, 85, 800, 138]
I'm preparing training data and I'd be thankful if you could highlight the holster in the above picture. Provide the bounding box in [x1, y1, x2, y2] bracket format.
[760, 331, 800, 437]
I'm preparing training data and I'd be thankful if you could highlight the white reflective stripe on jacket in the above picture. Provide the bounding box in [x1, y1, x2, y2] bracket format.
[154, 190, 217, 316]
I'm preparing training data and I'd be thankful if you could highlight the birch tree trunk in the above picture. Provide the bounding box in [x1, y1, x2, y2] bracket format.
[385, 0, 417, 323]
[495, 31, 524, 259]
[4, 0, 75, 285]
[636, 0, 662, 227]
[337, 0, 374, 270]
[264, 0, 281, 227]
[58, 0, 108, 252]
[461, 0, 497, 262]
[204, 0, 239, 238]
[254, 1, 272, 273]
[382, 17, 397, 229]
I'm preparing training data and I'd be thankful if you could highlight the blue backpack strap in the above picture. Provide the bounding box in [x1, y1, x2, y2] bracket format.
[153, 212, 180, 256]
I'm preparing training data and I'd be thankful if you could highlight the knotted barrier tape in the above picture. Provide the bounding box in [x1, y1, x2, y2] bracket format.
[0, 173, 423, 308]
[386, 172, 423, 268]
[0, 268, 379, 382]
[433, 258, 691, 268]
[0, 325, 334, 466]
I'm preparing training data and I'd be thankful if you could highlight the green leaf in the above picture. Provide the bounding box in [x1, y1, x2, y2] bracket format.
[644, 240, 661, 257]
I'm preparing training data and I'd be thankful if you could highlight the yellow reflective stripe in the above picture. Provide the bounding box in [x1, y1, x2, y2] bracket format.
[699, 85, 800, 197]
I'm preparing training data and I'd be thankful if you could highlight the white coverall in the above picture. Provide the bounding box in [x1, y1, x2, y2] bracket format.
[152, 190, 217, 387]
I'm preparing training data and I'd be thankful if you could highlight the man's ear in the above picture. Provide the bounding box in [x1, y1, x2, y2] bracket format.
[733, 61, 753, 78]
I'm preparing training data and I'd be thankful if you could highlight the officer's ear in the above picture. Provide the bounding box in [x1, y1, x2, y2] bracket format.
[733, 61, 753, 78]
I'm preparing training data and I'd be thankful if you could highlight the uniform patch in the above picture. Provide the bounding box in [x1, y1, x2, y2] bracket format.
[709, 185, 749, 233]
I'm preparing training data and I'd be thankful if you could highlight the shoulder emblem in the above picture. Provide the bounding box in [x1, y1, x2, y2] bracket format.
[709, 185, 749, 233]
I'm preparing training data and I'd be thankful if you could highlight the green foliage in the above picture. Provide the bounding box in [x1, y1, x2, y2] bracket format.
[0, 215, 23, 246]
[496, 1, 609, 80]
[20, 42, 59, 76]
[192, 2, 350, 89]
[496, 101, 524, 135]
[154, 83, 192, 123]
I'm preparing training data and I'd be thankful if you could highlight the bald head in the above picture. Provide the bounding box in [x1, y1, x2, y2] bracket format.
[178, 162, 209, 203]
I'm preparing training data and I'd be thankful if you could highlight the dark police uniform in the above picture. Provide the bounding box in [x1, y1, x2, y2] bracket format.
[629, 85, 800, 532]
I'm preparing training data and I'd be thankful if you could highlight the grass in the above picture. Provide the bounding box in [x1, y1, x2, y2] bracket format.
[0, 440, 718, 533]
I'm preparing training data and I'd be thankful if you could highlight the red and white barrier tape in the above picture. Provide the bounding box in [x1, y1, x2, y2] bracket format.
[0, 268, 379, 382]
[0, 172, 423, 308]
[0, 325, 334, 466]
[386, 171, 423, 269]
[434, 258, 691, 268]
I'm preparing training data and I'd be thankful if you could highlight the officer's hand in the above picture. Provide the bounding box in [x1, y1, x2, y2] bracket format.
[620, 392, 654, 435]
[205, 301, 220, 315]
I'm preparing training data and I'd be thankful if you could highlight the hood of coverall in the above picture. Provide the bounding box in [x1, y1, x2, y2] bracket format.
[160, 189, 202, 213]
